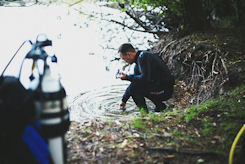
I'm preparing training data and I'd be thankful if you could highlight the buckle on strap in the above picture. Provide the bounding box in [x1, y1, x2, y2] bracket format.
[150, 90, 165, 95]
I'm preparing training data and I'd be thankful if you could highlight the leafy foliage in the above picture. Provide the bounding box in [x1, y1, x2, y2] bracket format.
[103, 0, 245, 33]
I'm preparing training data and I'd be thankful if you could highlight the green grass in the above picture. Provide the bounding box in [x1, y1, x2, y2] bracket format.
[184, 106, 198, 123]
[149, 113, 165, 122]
[173, 129, 181, 137]
[202, 117, 215, 135]
[145, 158, 154, 163]
[182, 84, 245, 124]
[230, 111, 245, 117]
[132, 118, 147, 130]
[183, 100, 215, 123]
[230, 84, 245, 96]
[220, 122, 240, 132]
[139, 107, 148, 115]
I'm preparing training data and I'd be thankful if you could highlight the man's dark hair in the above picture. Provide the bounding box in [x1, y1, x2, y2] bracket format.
[118, 43, 135, 55]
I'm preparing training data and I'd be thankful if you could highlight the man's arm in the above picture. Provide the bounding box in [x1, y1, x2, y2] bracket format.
[126, 53, 151, 84]
[120, 63, 140, 81]
[122, 83, 131, 103]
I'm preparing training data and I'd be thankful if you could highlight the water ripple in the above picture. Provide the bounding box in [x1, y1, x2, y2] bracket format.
[69, 84, 154, 122]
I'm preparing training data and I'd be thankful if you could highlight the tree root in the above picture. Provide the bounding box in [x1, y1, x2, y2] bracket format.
[153, 36, 229, 104]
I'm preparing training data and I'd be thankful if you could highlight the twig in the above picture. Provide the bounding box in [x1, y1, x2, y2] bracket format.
[221, 56, 228, 74]
[73, 7, 167, 35]
[160, 40, 176, 55]
[109, 20, 153, 33]
[148, 147, 226, 157]
[118, 3, 150, 31]
[151, 132, 181, 145]
[212, 54, 217, 76]
[129, 129, 181, 145]
[68, 0, 83, 7]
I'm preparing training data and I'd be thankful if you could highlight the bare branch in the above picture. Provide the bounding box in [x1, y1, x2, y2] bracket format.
[109, 19, 167, 35]
[117, 3, 167, 36]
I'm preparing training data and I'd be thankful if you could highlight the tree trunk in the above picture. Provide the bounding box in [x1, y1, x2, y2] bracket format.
[183, 0, 209, 31]
[237, 0, 245, 26]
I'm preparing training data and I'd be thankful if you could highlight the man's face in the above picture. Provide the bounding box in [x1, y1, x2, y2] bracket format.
[120, 52, 134, 64]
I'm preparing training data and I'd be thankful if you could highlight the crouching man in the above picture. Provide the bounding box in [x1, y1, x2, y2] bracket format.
[118, 43, 174, 112]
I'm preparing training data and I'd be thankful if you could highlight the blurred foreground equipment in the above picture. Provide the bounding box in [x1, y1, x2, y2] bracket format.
[0, 34, 70, 164]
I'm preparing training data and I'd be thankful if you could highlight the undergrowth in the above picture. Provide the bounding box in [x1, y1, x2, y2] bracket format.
[131, 84, 245, 163]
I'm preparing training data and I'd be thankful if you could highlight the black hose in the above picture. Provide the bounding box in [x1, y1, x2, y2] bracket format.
[0, 40, 32, 83]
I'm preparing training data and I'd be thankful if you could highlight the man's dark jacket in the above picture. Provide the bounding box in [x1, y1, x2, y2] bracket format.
[122, 50, 174, 103]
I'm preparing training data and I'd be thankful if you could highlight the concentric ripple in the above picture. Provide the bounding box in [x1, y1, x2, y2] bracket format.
[69, 84, 154, 122]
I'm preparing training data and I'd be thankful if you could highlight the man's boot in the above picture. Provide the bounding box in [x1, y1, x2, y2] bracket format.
[154, 102, 167, 112]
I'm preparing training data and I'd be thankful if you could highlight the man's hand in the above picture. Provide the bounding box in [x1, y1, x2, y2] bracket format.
[120, 72, 127, 80]
[120, 102, 126, 111]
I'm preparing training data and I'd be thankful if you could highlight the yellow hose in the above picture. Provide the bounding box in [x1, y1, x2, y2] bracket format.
[229, 124, 245, 164]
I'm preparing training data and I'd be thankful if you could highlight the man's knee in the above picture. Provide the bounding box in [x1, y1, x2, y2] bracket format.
[163, 86, 174, 100]
[130, 84, 145, 96]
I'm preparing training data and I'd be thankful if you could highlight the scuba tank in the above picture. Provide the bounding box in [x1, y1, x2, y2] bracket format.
[38, 61, 70, 164]
[26, 35, 70, 164]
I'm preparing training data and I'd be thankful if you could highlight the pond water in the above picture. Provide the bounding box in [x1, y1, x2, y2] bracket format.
[0, 1, 156, 122]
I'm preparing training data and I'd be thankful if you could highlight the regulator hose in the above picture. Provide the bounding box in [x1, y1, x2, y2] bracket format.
[229, 124, 245, 164]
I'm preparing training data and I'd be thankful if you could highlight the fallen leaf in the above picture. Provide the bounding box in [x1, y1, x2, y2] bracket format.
[213, 135, 222, 140]
[120, 139, 128, 148]
[166, 155, 175, 159]
[133, 133, 140, 137]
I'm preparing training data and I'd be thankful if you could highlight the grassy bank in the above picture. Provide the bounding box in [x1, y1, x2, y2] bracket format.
[66, 84, 245, 164]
